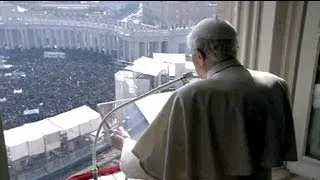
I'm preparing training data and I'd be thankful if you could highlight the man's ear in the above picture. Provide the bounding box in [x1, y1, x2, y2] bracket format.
[195, 50, 205, 67]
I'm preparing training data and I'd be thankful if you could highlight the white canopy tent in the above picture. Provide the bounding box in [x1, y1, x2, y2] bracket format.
[48, 105, 102, 141]
[3, 119, 59, 160]
[4, 124, 30, 161]
[4, 105, 102, 161]
[124, 56, 167, 76]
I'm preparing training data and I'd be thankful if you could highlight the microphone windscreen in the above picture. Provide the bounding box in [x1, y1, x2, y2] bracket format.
[182, 72, 194, 79]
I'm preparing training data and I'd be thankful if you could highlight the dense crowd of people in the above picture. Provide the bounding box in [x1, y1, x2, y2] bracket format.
[0, 48, 123, 130]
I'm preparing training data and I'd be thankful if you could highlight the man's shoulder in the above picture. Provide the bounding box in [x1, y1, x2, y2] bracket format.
[248, 69, 285, 83]
[248, 69, 289, 94]
[176, 69, 288, 97]
[175, 79, 220, 98]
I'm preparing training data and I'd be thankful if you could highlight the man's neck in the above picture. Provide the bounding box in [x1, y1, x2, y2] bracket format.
[206, 66, 215, 79]
[205, 57, 236, 78]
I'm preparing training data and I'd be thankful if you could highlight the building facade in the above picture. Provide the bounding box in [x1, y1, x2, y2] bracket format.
[0, 18, 190, 62]
[142, 1, 216, 26]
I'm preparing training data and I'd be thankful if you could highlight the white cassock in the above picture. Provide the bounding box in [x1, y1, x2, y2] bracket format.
[120, 138, 155, 179]
[120, 58, 297, 180]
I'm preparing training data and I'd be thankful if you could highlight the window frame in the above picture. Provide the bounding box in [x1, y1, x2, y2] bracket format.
[286, 1, 320, 178]
[0, 111, 10, 180]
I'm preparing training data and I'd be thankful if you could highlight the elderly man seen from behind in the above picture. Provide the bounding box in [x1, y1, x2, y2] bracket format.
[111, 17, 298, 180]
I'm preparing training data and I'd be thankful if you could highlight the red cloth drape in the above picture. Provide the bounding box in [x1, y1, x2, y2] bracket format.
[67, 165, 121, 180]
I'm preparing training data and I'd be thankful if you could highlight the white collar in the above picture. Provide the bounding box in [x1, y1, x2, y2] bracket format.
[205, 58, 241, 78]
[206, 67, 216, 79]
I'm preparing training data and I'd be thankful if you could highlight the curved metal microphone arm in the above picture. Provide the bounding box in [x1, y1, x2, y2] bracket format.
[91, 72, 194, 179]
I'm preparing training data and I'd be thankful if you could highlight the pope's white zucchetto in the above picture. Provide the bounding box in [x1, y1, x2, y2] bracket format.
[189, 17, 237, 41]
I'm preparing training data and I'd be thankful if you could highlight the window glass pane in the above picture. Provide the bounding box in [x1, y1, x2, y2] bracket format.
[307, 53, 320, 160]
[0, 1, 215, 179]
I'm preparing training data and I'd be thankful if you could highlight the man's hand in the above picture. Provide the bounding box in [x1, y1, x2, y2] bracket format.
[110, 126, 130, 150]
[110, 133, 125, 150]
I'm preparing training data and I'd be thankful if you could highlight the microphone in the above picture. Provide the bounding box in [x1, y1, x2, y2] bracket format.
[181, 71, 194, 78]
[91, 72, 194, 179]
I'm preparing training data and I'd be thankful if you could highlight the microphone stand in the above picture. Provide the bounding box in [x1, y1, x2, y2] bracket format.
[91, 72, 194, 179]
